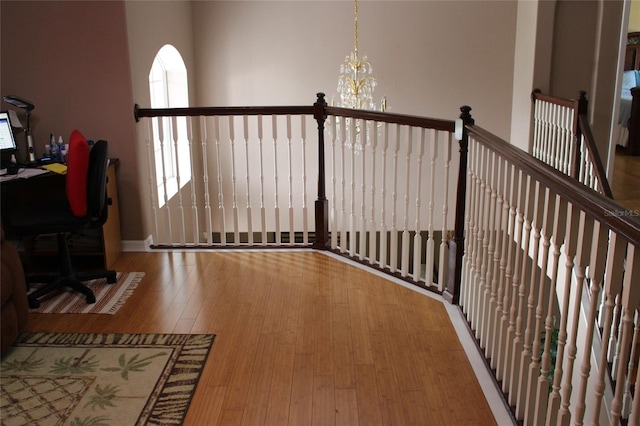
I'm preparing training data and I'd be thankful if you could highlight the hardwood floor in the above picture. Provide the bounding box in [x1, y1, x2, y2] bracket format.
[24, 251, 499, 426]
[612, 149, 640, 213]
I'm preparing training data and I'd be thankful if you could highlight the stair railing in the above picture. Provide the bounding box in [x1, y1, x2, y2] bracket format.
[531, 89, 613, 198]
[459, 114, 640, 425]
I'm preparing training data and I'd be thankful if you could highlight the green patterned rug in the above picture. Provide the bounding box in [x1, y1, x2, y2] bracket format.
[0, 332, 215, 426]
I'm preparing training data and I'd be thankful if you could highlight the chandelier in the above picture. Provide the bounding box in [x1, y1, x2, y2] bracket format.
[335, 0, 386, 151]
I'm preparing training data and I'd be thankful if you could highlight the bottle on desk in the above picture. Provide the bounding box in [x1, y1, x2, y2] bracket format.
[50, 134, 58, 161]
[59, 137, 66, 162]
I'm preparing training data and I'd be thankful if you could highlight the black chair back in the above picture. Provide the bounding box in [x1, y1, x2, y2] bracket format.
[86, 140, 109, 222]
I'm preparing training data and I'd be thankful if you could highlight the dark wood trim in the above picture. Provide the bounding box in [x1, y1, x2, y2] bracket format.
[570, 91, 587, 179]
[531, 89, 575, 109]
[325, 106, 456, 132]
[313, 93, 329, 250]
[467, 124, 640, 245]
[445, 106, 474, 305]
[628, 87, 640, 156]
[578, 115, 613, 198]
[134, 104, 315, 121]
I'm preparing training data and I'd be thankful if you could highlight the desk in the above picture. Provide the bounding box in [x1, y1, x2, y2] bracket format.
[1, 161, 122, 271]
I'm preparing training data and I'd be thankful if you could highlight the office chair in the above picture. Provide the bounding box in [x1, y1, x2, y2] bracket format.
[8, 135, 117, 308]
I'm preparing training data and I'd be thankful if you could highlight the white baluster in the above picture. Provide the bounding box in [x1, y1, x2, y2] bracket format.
[532, 101, 541, 160]
[558, 212, 594, 425]
[368, 122, 379, 264]
[611, 295, 624, 377]
[503, 170, 526, 397]
[171, 116, 186, 244]
[488, 154, 505, 364]
[359, 121, 368, 260]
[286, 115, 294, 245]
[464, 137, 479, 319]
[533, 196, 568, 426]
[438, 132, 452, 291]
[539, 102, 549, 165]
[460, 136, 473, 311]
[186, 117, 199, 245]
[425, 129, 437, 285]
[621, 310, 639, 419]
[348, 119, 357, 256]
[144, 118, 160, 244]
[378, 123, 389, 269]
[158, 116, 173, 244]
[412, 128, 425, 282]
[546, 203, 580, 426]
[509, 174, 533, 406]
[401, 125, 412, 276]
[257, 115, 267, 245]
[516, 180, 543, 421]
[611, 244, 640, 425]
[490, 157, 509, 368]
[478, 146, 492, 349]
[229, 116, 239, 244]
[388, 124, 400, 273]
[485, 150, 500, 350]
[591, 233, 626, 425]
[330, 115, 338, 250]
[200, 116, 213, 245]
[628, 329, 640, 426]
[272, 115, 281, 245]
[213, 116, 227, 245]
[523, 187, 554, 425]
[244, 115, 253, 245]
[338, 117, 347, 253]
[496, 163, 517, 383]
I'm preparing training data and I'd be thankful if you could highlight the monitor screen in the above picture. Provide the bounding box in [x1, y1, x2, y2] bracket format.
[0, 111, 17, 151]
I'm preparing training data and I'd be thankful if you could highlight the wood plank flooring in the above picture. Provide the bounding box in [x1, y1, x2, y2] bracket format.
[612, 149, 640, 213]
[23, 251, 498, 426]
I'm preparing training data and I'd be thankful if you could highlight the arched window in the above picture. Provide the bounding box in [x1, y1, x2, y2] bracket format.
[149, 44, 191, 207]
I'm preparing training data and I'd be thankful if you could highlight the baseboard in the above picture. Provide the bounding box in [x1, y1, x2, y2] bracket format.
[121, 235, 153, 252]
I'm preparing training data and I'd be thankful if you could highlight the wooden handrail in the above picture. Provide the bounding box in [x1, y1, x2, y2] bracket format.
[531, 89, 575, 109]
[530, 89, 613, 199]
[578, 114, 614, 198]
[325, 106, 456, 131]
[467, 124, 640, 244]
[134, 104, 315, 121]
[133, 103, 456, 132]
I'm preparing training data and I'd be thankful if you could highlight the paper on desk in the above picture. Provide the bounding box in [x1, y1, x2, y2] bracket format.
[42, 163, 67, 174]
[0, 167, 48, 182]
[18, 167, 49, 178]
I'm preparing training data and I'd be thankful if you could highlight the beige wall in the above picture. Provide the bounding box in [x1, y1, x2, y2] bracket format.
[0, 1, 141, 239]
[124, 0, 196, 242]
[192, 1, 517, 139]
[550, 0, 623, 160]
[630, 0, 640, 32]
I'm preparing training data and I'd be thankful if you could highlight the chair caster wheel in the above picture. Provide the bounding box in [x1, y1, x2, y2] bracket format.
[28, 297, 40, 309]
[106, 272, 117, 284]
[86, 293, 96, 304]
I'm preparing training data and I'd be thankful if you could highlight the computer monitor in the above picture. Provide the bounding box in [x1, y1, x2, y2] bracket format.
[0, 111, 17, 151]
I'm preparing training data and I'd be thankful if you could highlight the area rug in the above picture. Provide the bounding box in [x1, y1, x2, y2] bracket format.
[29, 272, 145, 314]
[0, 332, 216, 426]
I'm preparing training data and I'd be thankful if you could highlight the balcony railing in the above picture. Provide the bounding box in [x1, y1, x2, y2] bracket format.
[134, 92, 640, 425]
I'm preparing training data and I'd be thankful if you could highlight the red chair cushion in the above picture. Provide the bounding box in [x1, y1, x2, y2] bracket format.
[65, 130, 91, 217]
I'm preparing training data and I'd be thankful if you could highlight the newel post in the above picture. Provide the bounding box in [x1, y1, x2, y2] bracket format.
[444, 105, 474, 304]
[313, 93, 329, 249]
[570, 90, 588, 179]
